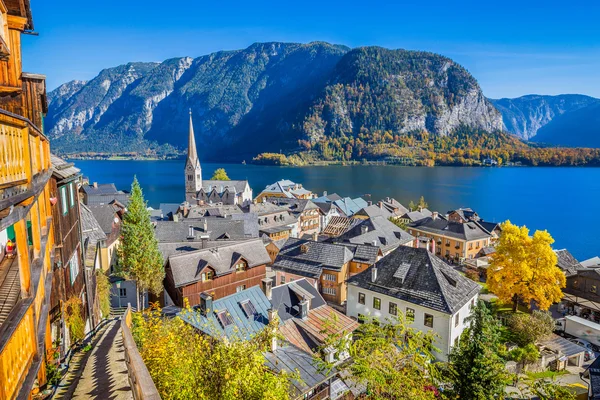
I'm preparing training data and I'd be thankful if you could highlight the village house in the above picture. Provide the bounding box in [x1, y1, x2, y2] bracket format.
[80, 182, 130, 206]
[266, 197, 323, 238]
[179, 282, 354, 399]
[447, 207, 502, 243]
[244, 201, 296, 240]
[0, 1, 57, 396]
[560, 253, 600, 321]
[398, 207, 433, 225]
[408, 212, 492, 263]
[272, 238, 380, 305]
[346, 246, 481, 361]
[185, 112, 252, 206]
[49, 155, 98, 354]
[163, 238, 270, 307]
[88, 201, 125, 272]
[354, 197, 409, 221]
[313, 194, 368, 218]
[255, 179, 316, 202]
[327, 215, 415, 255]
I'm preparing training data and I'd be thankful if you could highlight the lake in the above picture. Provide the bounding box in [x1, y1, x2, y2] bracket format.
[73, 160, 600, 261]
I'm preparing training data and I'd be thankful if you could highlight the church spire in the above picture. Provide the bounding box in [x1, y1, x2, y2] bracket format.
[185, 109, 202, 203]
[187, 108, 198, 164]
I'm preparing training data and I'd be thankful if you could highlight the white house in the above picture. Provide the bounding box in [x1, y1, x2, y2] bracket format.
[346, 246, 481, 361]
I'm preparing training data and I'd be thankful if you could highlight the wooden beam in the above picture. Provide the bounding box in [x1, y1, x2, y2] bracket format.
[30, 200, 40, 257]
[14, 218, 31, 296]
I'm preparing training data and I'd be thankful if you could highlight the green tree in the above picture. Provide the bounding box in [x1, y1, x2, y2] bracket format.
[117, 177, 165, 310]
[507, 311, 554, 346]
[133, 305, 292, 400]
[211, 168, 230, 180]
[408, 200, 416, 211]
[418, 195, 428, 209]
[449, 301, 510, 399]
[519, 378, 576, 400]
[341, 315, 441, 399]
[508, 343, 540, 369]
[96, 270, 111, 318]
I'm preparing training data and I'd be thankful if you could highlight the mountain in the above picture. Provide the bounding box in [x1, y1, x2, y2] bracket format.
[46, 42, 503, 160]
[531, 102, 600, 147]
[489, 94, 600, 140]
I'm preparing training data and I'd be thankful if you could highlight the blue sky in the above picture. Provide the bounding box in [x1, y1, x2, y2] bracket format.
[23, 0, 600, 98]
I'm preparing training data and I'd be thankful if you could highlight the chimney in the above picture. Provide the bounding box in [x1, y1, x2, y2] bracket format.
[371, 265, 378, 283]
[361, 225, 369, 235]
[367, 201, 373, 206]
[312, 232, 318, 241]
[93, 182, 98, 189]
[261, 278, 273, 300]
[378, 201, 383, 209]
[203, 218, 208, 233]
[187, 225, 195, 240]
[323, 191, 327, 197]
[386, 197, 391, 202]
[431, 239, 436, 254]
[267, 308, 278, 351]
[199, 293, 213, 316]
[299, 297, 309, 320]
[432, 211, 438, 220]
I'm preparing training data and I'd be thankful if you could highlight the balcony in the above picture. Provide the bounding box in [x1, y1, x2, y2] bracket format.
[0, 254, 21, 326]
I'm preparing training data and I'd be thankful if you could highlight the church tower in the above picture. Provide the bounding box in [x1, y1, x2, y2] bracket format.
[185, 110, 202, 203]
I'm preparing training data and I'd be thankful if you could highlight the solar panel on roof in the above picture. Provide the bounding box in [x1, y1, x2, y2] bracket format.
[216, 310, 234, 327]
[240, 300, 257, 317]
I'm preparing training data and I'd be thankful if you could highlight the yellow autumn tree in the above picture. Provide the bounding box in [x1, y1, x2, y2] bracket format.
[487, 221, 565, 311]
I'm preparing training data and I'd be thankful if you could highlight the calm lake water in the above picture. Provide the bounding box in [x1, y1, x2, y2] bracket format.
[73, 160, 600, 261]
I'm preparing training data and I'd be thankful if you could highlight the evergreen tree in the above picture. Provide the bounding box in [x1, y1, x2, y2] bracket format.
[211, 168, 230, 180]
[117, 177, 164, 310]
[408, 200, 416, 211]
[449, 301, 509, 399]
[418, 195, 428, 209]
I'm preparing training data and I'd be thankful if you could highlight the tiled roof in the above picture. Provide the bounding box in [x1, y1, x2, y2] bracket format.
[313, 193, 343, 203]
[273, 238, 354, 274]
[266, 197, 320, 214]
[401, 209, 431, 223]
[582, 256, 600, 269]
[168, 239, 270, 287]
[339, 243, 380, 264]
[200, 179, 248, 195]
[154, 218, 247, 242]
[87, 204, 119, 235]
[81, 183, 119, 195]
[555, 249, 583, 277]
[409, 216, 491, 241]
[185, 204, 244, 219]
[347, 246, 480, 314]
[158, 240, 250, 261]
[80, 203, 108, 267]
[585, 353, 600, 399]
[50, 153, 81, 181]
[271, 279, 326, 322]
[178, 286, 272, 341]
[333, 216, 415, 252]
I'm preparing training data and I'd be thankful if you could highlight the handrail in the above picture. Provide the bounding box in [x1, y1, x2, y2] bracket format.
[121, 304, 161, 400]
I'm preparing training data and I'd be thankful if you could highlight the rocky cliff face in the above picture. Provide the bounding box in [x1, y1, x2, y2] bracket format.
[489, 94, 599, 140]
[46, 42, 504, 159]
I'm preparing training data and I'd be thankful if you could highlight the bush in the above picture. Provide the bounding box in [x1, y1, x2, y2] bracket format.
[465, 269, 480, 282]
[507, 311, 554, 346]
[96, 270, 111, 318]
[64, 296, 85, 343]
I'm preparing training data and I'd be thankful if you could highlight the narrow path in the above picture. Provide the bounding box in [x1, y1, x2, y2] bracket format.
[53, 319, 133, 400]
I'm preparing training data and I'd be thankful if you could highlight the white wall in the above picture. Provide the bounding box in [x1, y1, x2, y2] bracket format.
[346, 283, 477, 361]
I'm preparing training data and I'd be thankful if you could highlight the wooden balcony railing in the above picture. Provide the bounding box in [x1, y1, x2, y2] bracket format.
[0, 109, 50, 192]
[121, 305, 161, 400]
[0, 299, 36, 400]
[309, 385, 330, 400]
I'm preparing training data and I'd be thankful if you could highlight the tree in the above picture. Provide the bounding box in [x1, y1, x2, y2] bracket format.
[64, 296, 85, 343]
[508, 343, 540, 369]
[449, 301, 510, 399]
[339, 315, 441, 399]
[211, 168, 230, 180]
[418, 195, 428, 209]
[117, 177, 165, 310]
[507, 311, 554, 346]
[96, 270, 111, 318]
[487, 221, 565, 311]
[132, 305, 292, 400]
[408, 200, 416, 211]
[519, 378, 576, 400]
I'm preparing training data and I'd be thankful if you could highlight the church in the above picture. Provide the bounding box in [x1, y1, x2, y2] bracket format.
[184, 111, 253, 206]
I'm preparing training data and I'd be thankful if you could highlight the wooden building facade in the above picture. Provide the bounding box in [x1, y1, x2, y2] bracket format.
[0, 1, 57, 398]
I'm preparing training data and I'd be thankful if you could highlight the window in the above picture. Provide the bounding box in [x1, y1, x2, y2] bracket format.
[573, 280, 579, 288]
[446, 239, 450, 245]
[119, 288, 127, 297]
[373, 297, 381, 310]
[323, 287, 336, 296]
[216, 311, 234, 327]
[236, 284, 246, 293]
[358, 292, 365, 305]
[468, 243, 473, 250]
[69, 255, 79, 284]
[455, 313, 460, 327]
[68, 183, 75, 208]
[424, 314, 434, 328]
[389, 302, 397, 316]
[591, 285, 597, 294]
[476, 241, 480, 249]
[323, 273, 336, 282]
[406, 308, 415, 322]
[201, 270, 214, 282]
[445, 250, 450, 257]
[240, 300, 256, 317]
[280, 275, 285, 285]
[60, 186, 68, 215]
[235, 261, 246, 273]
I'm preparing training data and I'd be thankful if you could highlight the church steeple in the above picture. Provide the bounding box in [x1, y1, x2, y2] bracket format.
[185, 109, 202, 203]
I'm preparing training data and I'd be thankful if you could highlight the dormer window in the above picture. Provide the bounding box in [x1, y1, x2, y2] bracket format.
[235, 260, 247, 273]
[216, 310, 233, 327]
[201, 270, 214, 282]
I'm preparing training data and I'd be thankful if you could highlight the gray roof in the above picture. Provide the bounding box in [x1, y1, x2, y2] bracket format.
[80, 203, 107, 267]
[87, 204, 118, 235]
[185, 204, 244, 219]
[200, 179, 249, 195]
[81, 183, 119, 195]
[271, 278, 327, 322]
[409, 216, 491, 241]
[333, 215, 415, 252]
[264, 343, 336, 398]
[168, 239, 271, 287]
[230, 212, 260, 237]
[540, 334, 587, 357]
[178, 286, 272, 340]
[266, 197, 320, 214]
[585, 353, 600, 399]
[401, 209, 432, 223]
[340, 243, 380, 264]
[50, 154, 80, 182]
[555, 249, 582, 277]
[356, 204, 393, 219]
[158, 239, 251, 261]
[347, 246, 481, 314]
[273, 238, 354, 275]
[154, 218, 247, 242]
[159, 203, 181, 218]
[582, 256, 600, 269]
[332, 197, 369, 217]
